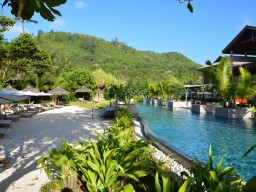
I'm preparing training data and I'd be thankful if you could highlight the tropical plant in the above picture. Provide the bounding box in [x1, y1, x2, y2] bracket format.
[57, 68, 96, 92]
[237, 66, 256, 105]
[96, 100, 110, 109]
[38, 141, 80, 191]
[0, 33, 51, 87]
[203, 57, 233, 106]
[38, 109, 167, 192]
[1, 0, 67, 21]
[92, 68, 121, 90]
[0, 15, 15, 42]
[15, 17, 38, 33]
[106, 78, 147, 104]
[180, 146, 244, 192]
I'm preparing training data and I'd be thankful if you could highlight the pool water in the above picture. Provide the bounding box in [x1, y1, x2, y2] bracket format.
[138, 104, 256, 180]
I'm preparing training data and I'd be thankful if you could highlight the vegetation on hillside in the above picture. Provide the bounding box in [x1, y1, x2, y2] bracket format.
[36, 31, 202, 84]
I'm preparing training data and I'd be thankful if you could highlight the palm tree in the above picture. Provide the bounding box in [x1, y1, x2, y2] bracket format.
[204, 57, 232, 106]
[237, 66, 256, 105]
[15, 17, 38, 33]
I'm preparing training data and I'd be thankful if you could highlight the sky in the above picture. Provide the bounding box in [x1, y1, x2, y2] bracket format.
[2, 0, 256, 65]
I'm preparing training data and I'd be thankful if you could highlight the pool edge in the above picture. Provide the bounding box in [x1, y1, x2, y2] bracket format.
[136, 115, 195, 170]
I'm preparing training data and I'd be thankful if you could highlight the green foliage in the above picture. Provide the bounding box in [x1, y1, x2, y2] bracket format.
[2, 0, 67, 21]
[107, 79, 148, 104]
[92, 68, 121, 90]
[180, 146, 244, 192]
[204, 57, 256, 107]
[115, 106, 135, 119]
[155, 172, 171, 192]
[57, 68, 96, 92]
[145, 79, 185, 101]
[40, 180, 63, 192]
[0, 16, 15, 42]
[237, 67, 256, 103]
[38, 111, 164, 192]
[206, 57, 232, 102]
[38, 141, 80, 191]
[0, 33, 51, 87]
[96, 100, 110, 109]
[37, 32, 201, 83]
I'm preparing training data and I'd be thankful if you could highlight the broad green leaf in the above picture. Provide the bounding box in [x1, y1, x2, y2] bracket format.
[162, 173, 171, 192]
[243, 145, 256, 157]
[209, 171, 218, 182]
[178, 177, 194, 192]
[123, 184, 135, 192]
[155, 172, 162, 192]
[243, 176, 256, 192]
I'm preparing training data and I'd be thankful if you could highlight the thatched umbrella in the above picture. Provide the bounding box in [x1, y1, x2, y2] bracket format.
[2, 84, 19, 93]
[22, 85, 40, 93]
[48, 86, 70, 105]
[75, 86, 92, 100]
[20, 85, 40, 104]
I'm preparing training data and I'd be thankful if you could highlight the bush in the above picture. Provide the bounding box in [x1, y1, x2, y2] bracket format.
[96, 100, 110, 109]
[38, 108, 168, 192]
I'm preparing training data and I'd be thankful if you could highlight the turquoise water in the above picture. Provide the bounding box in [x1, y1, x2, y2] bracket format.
[138, 104, 256, 180]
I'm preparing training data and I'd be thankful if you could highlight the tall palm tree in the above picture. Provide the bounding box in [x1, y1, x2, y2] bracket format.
[205, 57, 232, 105]
[15, 17, 38, 33]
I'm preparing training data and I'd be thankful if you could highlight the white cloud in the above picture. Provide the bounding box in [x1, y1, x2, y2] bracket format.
[51, 18, 66, 30]
[7, 25, 28, 34]
[3, 25, 30, 41]
[74, 1, 88, 9]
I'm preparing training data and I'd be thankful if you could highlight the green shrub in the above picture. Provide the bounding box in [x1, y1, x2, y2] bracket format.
[38, 107, 172, 192]
[38, 141, 80, 191]
[96, 100, 110, 109]
[40, 178, 63, 192]
[180, 146, 245, 192]
[115, 106, 135, 119]
[250, 106, 256, 118]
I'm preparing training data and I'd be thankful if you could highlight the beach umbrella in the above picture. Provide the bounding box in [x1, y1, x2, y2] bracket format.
[22, 85, 40, 93]
[39, 91, 52, 96]
[75, 86, 92, 100]
[48, 86, 70, 105]
[20, 86, 40, 104]
[2, 84, 19, 93]
[0, 91, 28, 104]
[0, 91, 28, 112]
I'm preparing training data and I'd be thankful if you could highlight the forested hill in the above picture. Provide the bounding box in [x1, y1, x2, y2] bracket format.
[37, 31, 202, 83]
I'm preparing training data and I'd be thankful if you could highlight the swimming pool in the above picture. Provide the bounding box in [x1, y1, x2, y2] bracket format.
[138, 104, 256, 180]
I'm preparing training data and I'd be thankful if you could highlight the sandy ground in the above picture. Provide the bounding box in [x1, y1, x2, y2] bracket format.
[0, 106, 112, 192]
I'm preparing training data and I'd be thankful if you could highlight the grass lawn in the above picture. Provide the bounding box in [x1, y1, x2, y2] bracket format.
[70, 101, 98, 109]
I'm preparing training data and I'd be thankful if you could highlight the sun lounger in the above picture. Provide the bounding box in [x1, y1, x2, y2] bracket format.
[8, 108, 33, 118]
[0, 120, 12, 127]
[0, 111, 20, 121]
[40, 103, 55, 110]
[4, 114, 20, 121]
[19, 106, 38, 115]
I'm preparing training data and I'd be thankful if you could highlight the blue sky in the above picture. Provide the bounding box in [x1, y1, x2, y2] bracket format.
[2, 0, 256, 65]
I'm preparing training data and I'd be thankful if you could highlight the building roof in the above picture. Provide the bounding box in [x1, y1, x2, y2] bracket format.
[198, 56, 256, 71]
[222, 25, 256, 55]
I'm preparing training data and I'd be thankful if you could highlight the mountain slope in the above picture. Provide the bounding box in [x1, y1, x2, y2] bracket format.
[37, 31, 202, 83]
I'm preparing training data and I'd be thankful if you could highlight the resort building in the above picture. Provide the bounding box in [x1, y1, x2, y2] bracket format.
[198, 25, 256, 84]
